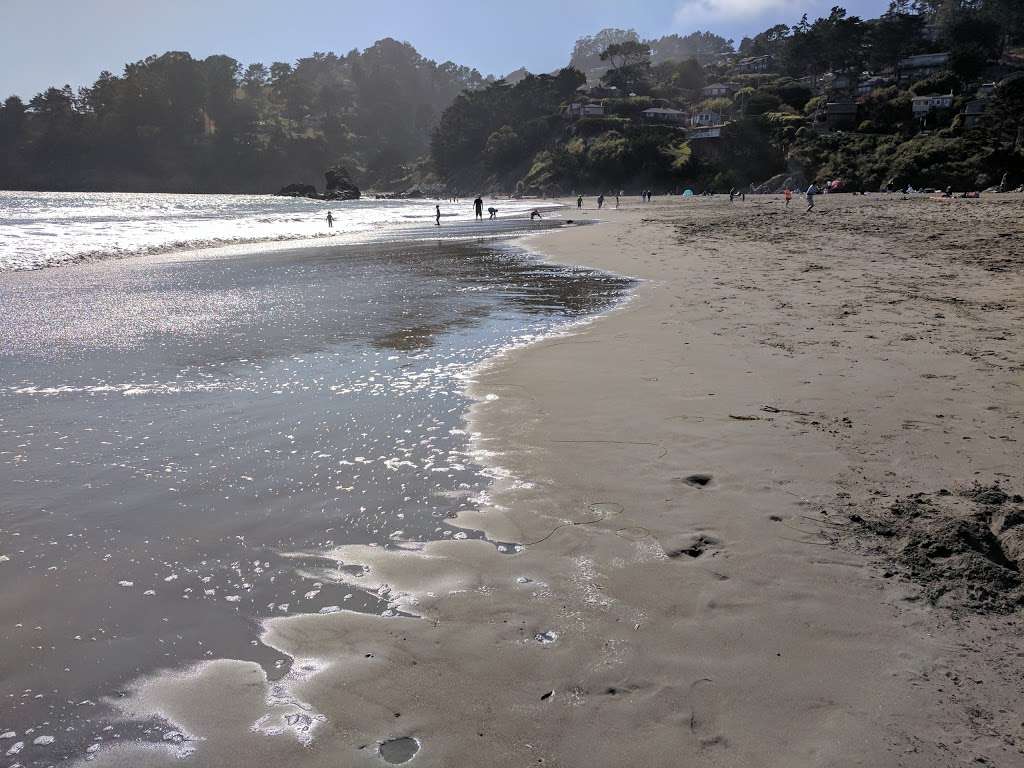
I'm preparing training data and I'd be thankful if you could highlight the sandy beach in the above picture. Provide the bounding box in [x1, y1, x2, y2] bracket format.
[82, 194, 1023, 768]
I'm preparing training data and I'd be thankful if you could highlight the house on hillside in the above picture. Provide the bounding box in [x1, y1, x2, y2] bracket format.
[813, 101, 859, 131]
[702, 83, 735, 99]
[912, 93, 954, 120]
[823, 72, 855, 93]
[736, 55, 773, 73]
[976, 82, 997, 98]
[857, 76, 892, 96]
[564, 102, 605, 119]
[690, 110, 723, 127]
[642, 107, 687, 125]
[687, 126, 722, 140]
[896, 52, 951, 84]
[963, 99, 988, 128]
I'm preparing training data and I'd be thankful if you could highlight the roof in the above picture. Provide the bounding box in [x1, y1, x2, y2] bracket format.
[643, 108, 686, 115]
[826, 102, 858, 113]
[911, 93, 953, 102]
[965, 100, 987, 114]
[704, 83, 733, 90]
[899, 52, 951, 67]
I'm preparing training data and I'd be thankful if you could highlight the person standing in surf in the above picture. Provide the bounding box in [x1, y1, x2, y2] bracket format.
[326, 211, 334, 228]
[435, 205, 441, 226]
[473, 196, 483, 220]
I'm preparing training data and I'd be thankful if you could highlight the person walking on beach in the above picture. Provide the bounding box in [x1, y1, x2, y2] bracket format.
[473, 196, 483, 219]
[577, 195, 583, 209]
[530, 209, 543, 220]
[729, 188, 736, 203]
[326, 211, 334, 228]
[784, 188, 792, 207]
[615, 193, 620, 209]
[597, 194, 604, 209]
[435, 205, 441, 226]
[805, 182, 819, 212]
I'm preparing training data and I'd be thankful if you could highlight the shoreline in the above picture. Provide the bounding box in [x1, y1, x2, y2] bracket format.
[82, 194, 1022, 768]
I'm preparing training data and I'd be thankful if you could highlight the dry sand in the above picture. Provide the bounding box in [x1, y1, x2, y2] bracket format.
[87, 194, 1023, 768]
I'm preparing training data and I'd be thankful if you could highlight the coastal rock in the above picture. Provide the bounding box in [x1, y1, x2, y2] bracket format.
[276, 183, 318, 198]
[323, 165, 361, 200]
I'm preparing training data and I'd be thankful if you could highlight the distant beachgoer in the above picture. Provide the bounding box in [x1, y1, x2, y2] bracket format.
[530, 209, 543, 220]
[729, 188, 736, 203]
[488, 207, 498, 219]
[806, 183, 818, 212]
[474, 196, 483, 219]
[784, 188, 793, 207]
[577, 195, 583, 209]
[615, 194, 620, 208]
[741, 190, 746, 202]
[435, 205, 441, 226]
[597, 194, 604, 209]
[326, 211, 334, 228]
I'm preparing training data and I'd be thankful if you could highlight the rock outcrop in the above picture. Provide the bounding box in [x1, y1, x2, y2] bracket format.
[323, 165, 360, 200]
[274, 166, 360, 200]
[276, 183, 318, 198]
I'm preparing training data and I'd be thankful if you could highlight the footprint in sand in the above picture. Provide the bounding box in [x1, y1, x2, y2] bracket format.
[661, 533, 721, 559]
[379, 737, 420, 764]
[680, 474, 714, 488]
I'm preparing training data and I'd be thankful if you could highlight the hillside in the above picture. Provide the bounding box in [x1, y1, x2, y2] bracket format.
[0, 39, 487, 193]
[432, 3, 1024, 195]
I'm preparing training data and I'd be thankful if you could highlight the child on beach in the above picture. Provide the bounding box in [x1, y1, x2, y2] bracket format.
[806, 183, 818, 212]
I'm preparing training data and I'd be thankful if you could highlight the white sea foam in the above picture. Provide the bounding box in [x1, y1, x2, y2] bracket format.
[0, 191, 560, 272]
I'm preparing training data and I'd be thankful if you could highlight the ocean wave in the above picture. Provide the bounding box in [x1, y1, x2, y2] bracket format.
[0, 192, 562, 272]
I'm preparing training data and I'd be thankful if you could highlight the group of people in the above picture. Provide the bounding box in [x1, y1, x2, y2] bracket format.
[428, 197, 544, 226]
[327, 183, 827, 231]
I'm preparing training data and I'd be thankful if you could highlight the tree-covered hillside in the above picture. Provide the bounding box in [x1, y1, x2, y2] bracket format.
[3, 1, 1023, 195]
[433, 0, 1024, 195]
[0, 39, 486, 193]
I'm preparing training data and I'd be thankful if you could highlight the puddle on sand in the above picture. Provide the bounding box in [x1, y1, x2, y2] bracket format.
[379, 736, 420, 764]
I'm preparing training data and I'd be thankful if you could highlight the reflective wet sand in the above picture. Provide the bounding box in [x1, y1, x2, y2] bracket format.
[0, 230, 631, 764]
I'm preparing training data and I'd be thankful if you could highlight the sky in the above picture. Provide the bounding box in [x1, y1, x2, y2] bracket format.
[1, 0, 894, 100]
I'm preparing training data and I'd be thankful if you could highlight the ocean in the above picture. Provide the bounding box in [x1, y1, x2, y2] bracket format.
[0, 191, 562, 272]
[0, 193, 630, 765]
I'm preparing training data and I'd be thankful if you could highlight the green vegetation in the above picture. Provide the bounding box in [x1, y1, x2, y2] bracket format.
[2, 0, 1023, 194]
[430, 0, 1024, 193]
[0, 39, 486, 192]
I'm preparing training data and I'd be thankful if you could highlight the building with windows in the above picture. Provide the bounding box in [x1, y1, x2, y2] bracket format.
[912, 93, 954, 119]
[564, 102, 605, 119]
[896, 52, 951, 84]
[642, 107, 687, 124]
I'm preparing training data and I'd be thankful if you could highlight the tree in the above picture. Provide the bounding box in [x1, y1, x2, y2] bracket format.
[944, 12, 1003, 80]
[571, 29, 640, 75]
[599, 41, 652, 71]
[650, 32, 734, 64]
[599, 41, 652, 93]
[868, 8, 926, 70]
[483, 125, 522, 171]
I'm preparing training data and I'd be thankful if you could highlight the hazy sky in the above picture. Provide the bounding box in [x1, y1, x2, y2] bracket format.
[1, 0, 894, 100]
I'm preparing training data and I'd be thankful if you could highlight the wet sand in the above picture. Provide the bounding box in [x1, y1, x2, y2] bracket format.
[0, 223, 632, 764]
[41, 194, 1024, 767]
